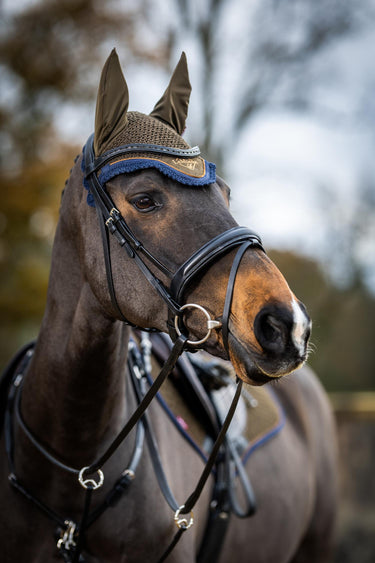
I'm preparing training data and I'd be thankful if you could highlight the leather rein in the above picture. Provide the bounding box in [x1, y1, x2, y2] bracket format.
[5, 137, 265, 562]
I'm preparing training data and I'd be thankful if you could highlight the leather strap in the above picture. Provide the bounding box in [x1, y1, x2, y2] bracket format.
[15, 387, 79, 474]
[145, 376, 244, 562]
[128, 350, 180, 512]
[85, 421, 144, 529]
[170, 227, 263, 304]
[221, 241, 253, 358]
[196, 460, 231, 563]
[156, 529, 185, 563]
[85, 138, 175, 280]
[95, 201, 130, 323]
[225, 437, 256, 518]
[5, 345, 145, 561]
[182, 378, 243, 514]
[128, 336, 248, 563]
[149, 332, 219, 436]
[155, 380, 244, 563]
[86, 334, 188, 474]
[72, 485, 94, 563]
[168, 229, 264, 343]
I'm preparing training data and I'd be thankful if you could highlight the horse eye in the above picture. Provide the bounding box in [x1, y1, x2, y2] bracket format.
[132, 195, 158, 212]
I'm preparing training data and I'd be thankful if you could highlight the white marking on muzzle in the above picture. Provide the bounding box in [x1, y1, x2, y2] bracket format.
[291, 298, 310, 356]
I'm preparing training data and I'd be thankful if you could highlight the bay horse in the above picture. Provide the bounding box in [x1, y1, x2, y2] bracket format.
[0, 51, 337, 563]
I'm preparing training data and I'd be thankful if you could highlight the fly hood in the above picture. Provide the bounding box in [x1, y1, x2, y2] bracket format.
[84, 50, 215, 206]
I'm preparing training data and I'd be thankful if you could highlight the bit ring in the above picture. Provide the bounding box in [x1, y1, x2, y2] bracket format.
[174, 303, 222, 347]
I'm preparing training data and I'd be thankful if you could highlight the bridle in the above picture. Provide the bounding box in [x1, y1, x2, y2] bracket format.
[84, 133, 265, 350]
[6, 137, 265, 563]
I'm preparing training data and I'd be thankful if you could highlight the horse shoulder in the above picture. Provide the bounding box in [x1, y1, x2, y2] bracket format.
[275, 366, 338, 562]
[276, 364, 337, 459]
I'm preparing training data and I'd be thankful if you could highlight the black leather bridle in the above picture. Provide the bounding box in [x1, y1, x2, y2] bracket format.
[83, 133, 265, 351]
[5, 137, 265, 563]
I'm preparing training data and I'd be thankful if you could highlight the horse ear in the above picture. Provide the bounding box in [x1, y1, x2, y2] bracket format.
[94, 49, 129, 155]
[150, 52, 191, 134]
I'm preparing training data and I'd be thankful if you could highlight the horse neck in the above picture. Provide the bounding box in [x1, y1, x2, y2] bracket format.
[20, 193, 131, 469]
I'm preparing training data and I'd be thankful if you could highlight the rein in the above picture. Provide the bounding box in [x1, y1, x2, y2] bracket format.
[5, 137, 266, 562]
[5, 337, 247, 563]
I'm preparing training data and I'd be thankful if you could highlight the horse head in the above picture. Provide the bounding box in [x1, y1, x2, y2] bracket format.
[73, 49, 311, 386]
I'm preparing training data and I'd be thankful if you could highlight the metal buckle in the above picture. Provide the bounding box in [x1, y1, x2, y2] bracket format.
[174, 505, 194, 529]
[57, 520, 77, 551]
[105, 207, 120, 227]
[78, 466, 104, 490]
[122, 468, 135, 480]
[174, 303, 222, 346]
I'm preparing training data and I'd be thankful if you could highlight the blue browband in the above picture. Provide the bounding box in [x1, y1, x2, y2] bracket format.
[82, 135, 216, 207]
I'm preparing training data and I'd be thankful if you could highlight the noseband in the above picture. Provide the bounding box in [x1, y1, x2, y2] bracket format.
[84, 134, 264, 351]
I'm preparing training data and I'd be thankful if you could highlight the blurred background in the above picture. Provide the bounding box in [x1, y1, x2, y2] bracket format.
[0, 0, 374, 560]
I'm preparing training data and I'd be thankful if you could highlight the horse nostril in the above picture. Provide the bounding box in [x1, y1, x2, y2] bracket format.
[254, 306, 292, 355]
[262, 316, 283, 342]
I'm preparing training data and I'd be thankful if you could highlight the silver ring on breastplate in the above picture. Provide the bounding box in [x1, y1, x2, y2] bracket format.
[78, 467, 104, 490]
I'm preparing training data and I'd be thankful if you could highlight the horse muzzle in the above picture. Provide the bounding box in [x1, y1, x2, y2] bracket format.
[254, 301, 311, 359]
[229, 299, 311, 384]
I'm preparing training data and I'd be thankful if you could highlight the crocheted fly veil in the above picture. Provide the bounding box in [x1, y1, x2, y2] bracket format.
[89, 50, 215, 196]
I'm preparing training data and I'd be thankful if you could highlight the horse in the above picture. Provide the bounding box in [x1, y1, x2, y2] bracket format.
[0, 50, 337, 563]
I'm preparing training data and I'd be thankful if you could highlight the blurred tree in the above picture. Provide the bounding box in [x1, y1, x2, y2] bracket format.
[0, 0, 170, 169]
[159, 0, 373, 172]
[0, 145, 74, 365]
[316, 176, 375, 293]
[0, 0, 170, 365]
